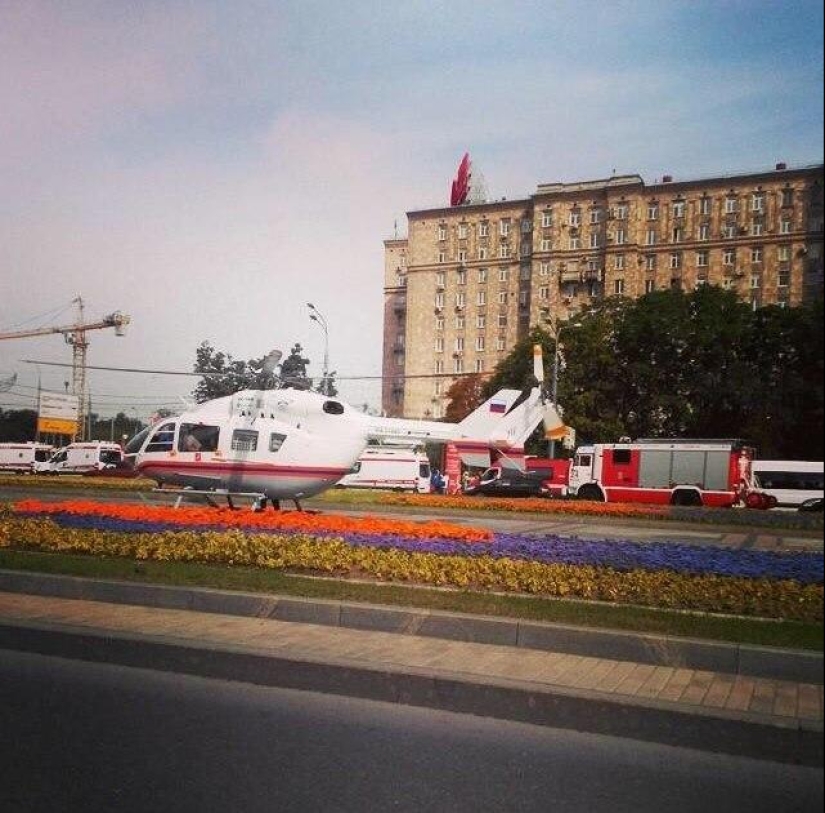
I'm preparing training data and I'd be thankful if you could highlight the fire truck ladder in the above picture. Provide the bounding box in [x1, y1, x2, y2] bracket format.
[0, 296, 130, 439]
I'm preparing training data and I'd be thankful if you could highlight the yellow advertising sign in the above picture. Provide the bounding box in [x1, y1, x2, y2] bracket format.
[37, 417, 78, 435]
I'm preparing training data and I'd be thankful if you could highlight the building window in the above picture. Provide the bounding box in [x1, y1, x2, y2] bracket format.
[457, 250, 467, 264]
[520, 265, 531, 280]
[645, 254, 657, 271]
[478, 267, 487, 283]
[590, 208, 602, 224]
[434, 380, 443, 396]
[438, 250, 446, 263]
[434, 360, 444, 374]
[671, 227, 683, 243]
[476, 314, 486, 329]
[438, 224, 446, 240]
[519, 291, 528, 306]
[751, 247, 763, 264]
[781, 188, 794, 207]
[696, 250, 709, 267]
[476, 290, 486, 305]
[778, 270, 790, 288]
[723, 249, 736, 266]
[777, 245, 790, 261]
[520, 241, 531, 257]
[614, 254, 625, 270]
[645, 229, 656, 246]
[455, 315, 465, 329]
[645, 279, 655, 293]
[751, 222, 764, 236]
[435, 337, 444, 352]
[521, 218, 532, 233]
[569, 210, 581, 227]
[589, 233, 600, 249]
[614, 279, 625, 295]
[751, 193, 765, 213]
[700, 197, 712, 215]
[539, 285, 549, 300]
[435, 292, 444, 308]
[672, 200, 686, 218]
[435, 317, 444, 330]
[615, 228, 626, 245]
[458, 223, 468, 239]
[541, 210, 553, 227]
[670, 252, 682, 269]
[498, 244, 510, 258]
[436, 271, 445, 287]
[498, 291, 508, 304]
[479, 222, 489, 237]
[539, 261, 550, 276]
[540, 237, 552, 251]
[750, 274, 760, 289]
[454, 358, 464, 374]
[569, 236, 580, 250]
[615, 204, 629, 220]
[474, 359, 485, 373]
[455, 337, 464, 352]
[497, 314, 507, 328]
[478, 246, 488, 260]
[496, 337, 506, 351]
[500, 219, 510, 237]
[780, 219, 791, 234]
[699, 223, 710, 241]
[722, 276, 734, 290]
[647, 203, 658, 220]
[722, 224, 736, 239]
[475, 336, 485, 351]
[725, 197, 738, 214]
[498, 267, 509, 282]
[457, 270, 466, 285]
[455, 292, 465, 308]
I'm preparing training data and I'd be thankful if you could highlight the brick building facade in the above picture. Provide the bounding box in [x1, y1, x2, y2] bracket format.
[382, 163, 824, 418]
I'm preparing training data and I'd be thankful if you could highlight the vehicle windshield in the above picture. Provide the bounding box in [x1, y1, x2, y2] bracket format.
[124, 427, 151, 455]
[100, 449, 122, 465]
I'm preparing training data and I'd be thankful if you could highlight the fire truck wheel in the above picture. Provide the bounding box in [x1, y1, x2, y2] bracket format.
[672, 490, 702, 507]
[746, 492, 766, 509]
[577, 485, 604, 502]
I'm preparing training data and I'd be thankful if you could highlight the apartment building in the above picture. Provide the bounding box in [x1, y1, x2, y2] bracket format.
[382, 162, 824, 418]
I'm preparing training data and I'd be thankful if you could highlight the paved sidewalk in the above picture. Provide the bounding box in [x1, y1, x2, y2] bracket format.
[0, 576, 821, 767]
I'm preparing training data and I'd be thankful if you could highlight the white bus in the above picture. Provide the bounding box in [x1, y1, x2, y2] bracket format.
[751, 460, 824, 507]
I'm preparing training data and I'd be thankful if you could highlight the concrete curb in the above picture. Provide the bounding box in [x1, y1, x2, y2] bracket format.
[1, 568, 822, 684]
[0, 617, 820, 768]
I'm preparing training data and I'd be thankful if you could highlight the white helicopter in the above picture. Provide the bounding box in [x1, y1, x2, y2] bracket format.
[126, 346, 563, 509]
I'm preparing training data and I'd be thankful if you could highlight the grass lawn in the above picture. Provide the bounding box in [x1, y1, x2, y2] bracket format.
[1, 547, 821, 652]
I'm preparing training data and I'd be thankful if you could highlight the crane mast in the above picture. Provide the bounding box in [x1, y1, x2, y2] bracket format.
[0, 296, 130, 440]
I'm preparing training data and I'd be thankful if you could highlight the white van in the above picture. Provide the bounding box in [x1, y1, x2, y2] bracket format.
[752, 460, 824, 507]
[34, 442, 124, 475]
[0, 442, 56, 474]
[337, 446, 431, 493]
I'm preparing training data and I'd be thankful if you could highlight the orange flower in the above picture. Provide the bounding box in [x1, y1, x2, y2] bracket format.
[12, 499, 492, 543]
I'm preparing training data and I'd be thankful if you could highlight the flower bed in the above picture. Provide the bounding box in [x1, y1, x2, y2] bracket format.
[3, 501, 822, 622]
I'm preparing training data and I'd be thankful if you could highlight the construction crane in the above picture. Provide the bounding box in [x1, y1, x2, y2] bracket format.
[0, 296, 130, 439]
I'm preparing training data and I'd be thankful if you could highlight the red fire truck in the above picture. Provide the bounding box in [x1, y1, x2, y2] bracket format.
[566, 439, 767, 508]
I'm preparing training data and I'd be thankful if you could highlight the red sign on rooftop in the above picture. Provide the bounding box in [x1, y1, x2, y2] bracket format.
[450, 152, 471, 206]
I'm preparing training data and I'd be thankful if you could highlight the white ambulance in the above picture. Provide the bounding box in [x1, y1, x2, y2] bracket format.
[0, 442, 56, 474]
[337, 445, 431, 493]
[34, 442, 124, 475]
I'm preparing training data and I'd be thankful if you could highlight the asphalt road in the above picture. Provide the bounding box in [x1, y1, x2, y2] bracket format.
[1, 650, 821, 813]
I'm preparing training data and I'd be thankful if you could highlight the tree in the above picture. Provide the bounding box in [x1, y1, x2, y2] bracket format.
[279, 344, 312, 390]
[0, 408, 37, 442]
[444, 373, 486, 422]
[192, 341, 257, 403]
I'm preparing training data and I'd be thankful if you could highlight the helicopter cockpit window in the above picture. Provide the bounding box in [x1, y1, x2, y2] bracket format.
[125, 427, 151, 455]
[322, 400, 344, 415]
[231, 430, 258, 452]
[269, 432, 287, 453]
[178, 423, 220, 453]
[146, 423, 176, 453]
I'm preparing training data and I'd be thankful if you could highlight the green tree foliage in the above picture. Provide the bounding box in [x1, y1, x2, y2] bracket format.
[192, 341, 336, 402]
[0, 408, 37, 442]
[486, 288, 823, 459]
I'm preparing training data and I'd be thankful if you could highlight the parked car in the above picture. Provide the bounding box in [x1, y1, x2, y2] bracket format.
[798, 497, 823, 513]
[464, 466, 549, 498]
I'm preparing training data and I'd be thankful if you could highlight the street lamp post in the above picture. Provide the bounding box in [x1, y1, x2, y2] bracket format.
[307, 303, 330, 395]
[545, 316, 579, 458]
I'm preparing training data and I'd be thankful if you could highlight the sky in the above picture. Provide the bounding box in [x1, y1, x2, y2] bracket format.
[1, 0, 823, 421]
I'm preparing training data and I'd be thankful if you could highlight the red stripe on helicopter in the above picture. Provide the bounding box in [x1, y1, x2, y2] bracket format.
[137, 460, 350, 478]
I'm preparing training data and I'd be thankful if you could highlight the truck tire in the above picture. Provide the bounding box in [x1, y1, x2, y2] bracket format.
[577, 484, 604, 502]
[671, 490, 702, 507]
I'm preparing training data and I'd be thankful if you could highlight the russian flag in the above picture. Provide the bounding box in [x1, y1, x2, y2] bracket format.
[489, 401, 507, 414]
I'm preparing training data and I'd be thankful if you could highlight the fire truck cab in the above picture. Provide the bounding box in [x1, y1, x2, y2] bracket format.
[567, 439, 755, 508]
